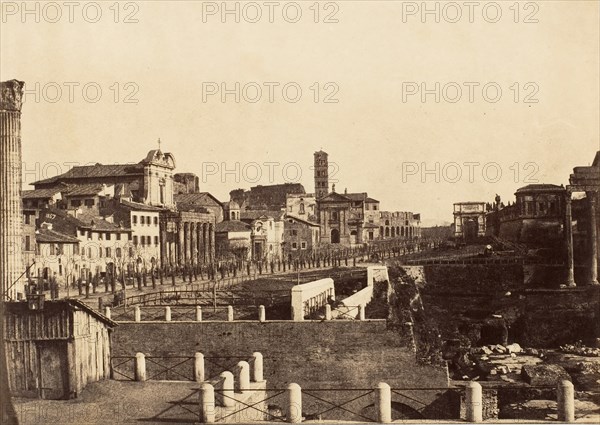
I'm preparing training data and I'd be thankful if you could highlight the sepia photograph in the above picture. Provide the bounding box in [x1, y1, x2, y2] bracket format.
[1, 0, 599, 423]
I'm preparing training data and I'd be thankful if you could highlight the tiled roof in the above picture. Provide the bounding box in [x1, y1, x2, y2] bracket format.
[215, 220, 251, 233]
[345, 193, 367, 201]
[285, 214, 320, 227]
[516, 184, 564, 193]
[33, 163, 143, 185]
[365, 197, 379, 203]
[76, 212, 131, 231]
[240, 210, 285, 220]
[119, 200, 164, 212]
[22, 187, 63, 199]
[175, 192, 222, 207]
[64, 183, 105, 197]
[36, 228, 80, 243]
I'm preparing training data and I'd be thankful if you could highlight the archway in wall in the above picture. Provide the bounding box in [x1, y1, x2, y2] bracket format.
[331, 228, 340, 244]
[463, 218, 478, 242]
[361, 402, 425, 420]
[350, 230, 358, 245]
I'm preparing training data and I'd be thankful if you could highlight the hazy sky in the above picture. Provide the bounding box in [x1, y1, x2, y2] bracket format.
[2, 0, 599, 225]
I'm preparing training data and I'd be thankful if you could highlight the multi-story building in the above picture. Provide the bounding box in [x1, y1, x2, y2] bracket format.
[239, 210, 285, 261]
[36, 208, 133, 283]
[29, 148, 219, 269]
[283, 215, 320, 258]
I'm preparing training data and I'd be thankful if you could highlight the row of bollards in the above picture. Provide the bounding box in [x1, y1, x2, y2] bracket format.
[289, 381, 576, 424]
[464, 381, 575, 423]
[105, 305, 268, 322]
[133, 351, 263, 385]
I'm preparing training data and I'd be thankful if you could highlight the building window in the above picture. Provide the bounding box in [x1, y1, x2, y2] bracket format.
[140, 216, 145, 225]
[84, 199, 95, 207]
[25, 236, 31, 251]
[106, 233, 111, 240]
[133, 236, 138, 245]
[24, 214, 30, 225]
[80, 229, 86, 236]
[116, 233, 121, 240]
[106, 247, 111, 257]
[154, 217, 158, 225]
[147, 216, 151, 225]
[133, 215, 138, 225]
[292, 229, 298, 236]
[292, 242, 298, 250]
[373, 205, 378, 210]
[369, 231, 374, 240]
[49, 244, 55, 255]
[116, 248, 122, 258]
[154, 236, 159, 245]
[99, 247, 103, 258]
[98, 233, 103, 240]
[74, 244, 79, 255]
[87, 230, 92, 240]
[332, 211, 338, 221]
[141, 236, 145, 246]
[299, 203, 305, 214]
[301, 241, 306, 249]
[129, 247, 134, 257]
[71, 199, 81, 207]
[56, 244, 62, 255]
[88, 247, 92, 258]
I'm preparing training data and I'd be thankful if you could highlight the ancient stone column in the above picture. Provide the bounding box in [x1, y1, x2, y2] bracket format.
[563, 192, 576, 287]
[189, 222, 196, 265]
[177, 222, 184, 265]
[0, 80, 25, 300]
[587, 192, 599, 285]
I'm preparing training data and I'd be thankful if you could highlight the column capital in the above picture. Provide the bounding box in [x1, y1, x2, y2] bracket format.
[0, 80, 25, 112]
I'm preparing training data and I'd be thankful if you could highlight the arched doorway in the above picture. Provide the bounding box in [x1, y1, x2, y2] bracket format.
[350, 230, 358, 245]
[361, 402, 425, 420]
[331, 228, 340, 244]
[463, 219, 478, 242]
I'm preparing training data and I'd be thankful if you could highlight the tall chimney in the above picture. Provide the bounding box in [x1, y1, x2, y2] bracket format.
[0, 80, 25, 300]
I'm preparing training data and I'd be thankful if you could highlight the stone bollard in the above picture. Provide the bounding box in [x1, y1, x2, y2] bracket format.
[325, 304, 332, 320]
[134, 306, 141, 322]
[165, 306, 172, 322]
[134, 352, 146, 381]
[465, 381, 483, 423]
[194, 352, 205, 383]
[235, 361, 250, 392]
[196, 305, 202, 322]
[104, 306, 111, 320]
[251, 352, 263, 382]
[200, 382, 216, 423]
[220, 371, 235, 407]
[286, 383, 302, 423]
[557, 380, 575, 422]
[227, 305, 234, 322]
[375, 382, 391, 423]
[358, 304, 366, 321]
[258, 305, 266, 322]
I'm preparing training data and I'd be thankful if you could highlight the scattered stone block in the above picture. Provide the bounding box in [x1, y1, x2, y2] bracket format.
[521, 364, 571, 386]
[507, 343, 522, 354]
[482, 346, 493, 355]
[495, 344, 507, 353]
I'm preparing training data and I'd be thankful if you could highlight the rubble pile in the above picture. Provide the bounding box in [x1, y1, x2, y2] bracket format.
[559, 340, 600, 357]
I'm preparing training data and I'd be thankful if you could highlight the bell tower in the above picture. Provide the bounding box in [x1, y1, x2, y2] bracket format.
[314, 150, 329, 199]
